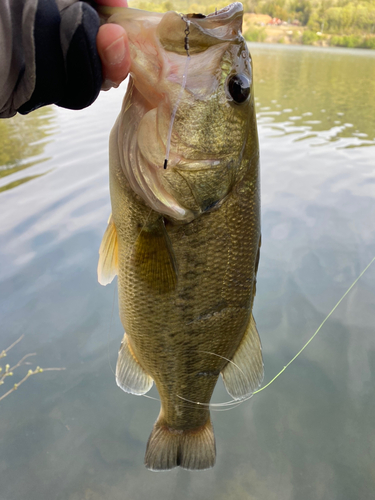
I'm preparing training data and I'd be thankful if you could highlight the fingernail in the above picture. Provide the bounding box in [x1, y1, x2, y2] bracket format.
[101, 78, 118, 91]
[104, 36, 126, 65]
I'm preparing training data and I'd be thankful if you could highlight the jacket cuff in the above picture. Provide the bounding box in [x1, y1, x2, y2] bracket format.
[18, 0, 102, 114]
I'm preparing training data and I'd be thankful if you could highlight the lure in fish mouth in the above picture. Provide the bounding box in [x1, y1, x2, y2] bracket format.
[98, 2, 263, 471]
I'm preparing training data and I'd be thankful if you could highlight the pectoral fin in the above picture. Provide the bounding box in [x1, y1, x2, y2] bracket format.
[132, 217, 177, 294]
[221, 315, 264, 400]
[116, 334, 153, 395]
[98, 214, 118, 286]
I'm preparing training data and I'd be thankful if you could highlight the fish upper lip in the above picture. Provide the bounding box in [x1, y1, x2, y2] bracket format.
[205, 2, 244, 20]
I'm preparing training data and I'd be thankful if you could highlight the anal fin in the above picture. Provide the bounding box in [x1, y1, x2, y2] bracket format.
[116, 334, 153, 395]
[221, 314, 264, 400]
[98, 214, 118, 286]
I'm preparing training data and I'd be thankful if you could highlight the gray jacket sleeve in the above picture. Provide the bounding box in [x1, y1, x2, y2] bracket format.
[0, 0, 102, 118]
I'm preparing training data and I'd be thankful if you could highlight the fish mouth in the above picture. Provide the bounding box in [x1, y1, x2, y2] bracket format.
[186, 2, 243, 21]
[183, 2, 244, 41]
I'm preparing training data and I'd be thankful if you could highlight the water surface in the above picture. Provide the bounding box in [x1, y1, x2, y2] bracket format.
[0, 44, 374, 500]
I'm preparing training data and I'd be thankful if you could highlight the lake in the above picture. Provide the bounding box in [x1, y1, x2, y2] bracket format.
[0, 43, 374, 500]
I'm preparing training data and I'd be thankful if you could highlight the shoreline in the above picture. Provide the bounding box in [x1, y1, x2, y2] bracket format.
[243, 14, 375, 50]
[246, 42, 375, 56]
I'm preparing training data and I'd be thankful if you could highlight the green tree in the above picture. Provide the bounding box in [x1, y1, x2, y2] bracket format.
[289, 0, 312, 25]
[260, 0, 289, 20]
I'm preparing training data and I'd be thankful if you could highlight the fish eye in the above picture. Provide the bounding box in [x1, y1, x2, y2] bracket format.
[226, 74, 251, 104]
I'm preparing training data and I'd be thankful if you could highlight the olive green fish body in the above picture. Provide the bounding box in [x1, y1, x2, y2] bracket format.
[98, 2, 263, 470]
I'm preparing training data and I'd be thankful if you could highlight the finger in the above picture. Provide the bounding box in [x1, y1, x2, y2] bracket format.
[97, 23, 130, 89]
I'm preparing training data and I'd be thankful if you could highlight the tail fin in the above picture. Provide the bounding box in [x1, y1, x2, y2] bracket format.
[144, 416, 216, 471]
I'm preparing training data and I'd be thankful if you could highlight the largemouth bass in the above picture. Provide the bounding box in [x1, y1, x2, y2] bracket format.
[98, 2, 263, 471]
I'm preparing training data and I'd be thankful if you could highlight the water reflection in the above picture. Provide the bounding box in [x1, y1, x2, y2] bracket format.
[0, 107, 56, 192]
[251, 44, 375, 148]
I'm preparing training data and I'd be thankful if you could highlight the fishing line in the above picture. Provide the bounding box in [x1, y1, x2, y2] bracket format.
[163, 18, 191, 170]
[253, 254, 375, 396]
[176, 394, 243, 412]
[176, 254, 375, 409]
[199, 350, 247, 380]
[141, 394, 161, 402]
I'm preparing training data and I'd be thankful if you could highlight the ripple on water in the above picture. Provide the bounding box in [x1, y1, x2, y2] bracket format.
[251, 43, 375, 149]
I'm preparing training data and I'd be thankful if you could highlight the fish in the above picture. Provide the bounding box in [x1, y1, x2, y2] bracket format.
[97, 2, 263, 471]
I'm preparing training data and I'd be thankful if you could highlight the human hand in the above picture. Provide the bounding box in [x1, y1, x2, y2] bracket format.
[0, 0, 132, 117]
[96, 0, 131, 90]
